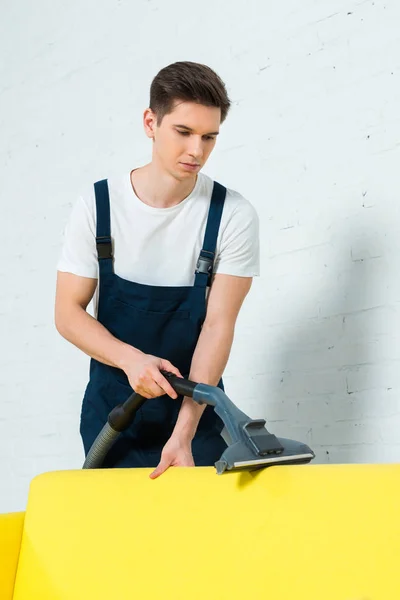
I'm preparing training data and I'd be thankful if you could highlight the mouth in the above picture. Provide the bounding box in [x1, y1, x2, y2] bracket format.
[180, 162, 200, 170]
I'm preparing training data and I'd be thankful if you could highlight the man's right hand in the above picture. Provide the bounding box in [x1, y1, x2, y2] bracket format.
[123, 352, 183, 399]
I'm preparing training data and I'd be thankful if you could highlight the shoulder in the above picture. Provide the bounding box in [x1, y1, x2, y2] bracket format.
[200, 173, 258, 218]
[224, 186, 259, 227]
[75, 173, 129, 216]
[199, 175, 260, 276]
[200, 173, 259, 237]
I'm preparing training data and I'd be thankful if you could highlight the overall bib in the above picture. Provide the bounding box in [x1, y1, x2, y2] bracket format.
[80, 178, 228, 468]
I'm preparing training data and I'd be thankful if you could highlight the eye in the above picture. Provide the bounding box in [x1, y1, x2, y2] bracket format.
[176, 130, 215, 141]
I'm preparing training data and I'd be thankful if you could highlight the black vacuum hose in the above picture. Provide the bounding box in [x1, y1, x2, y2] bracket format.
[82, 372, 196, 469]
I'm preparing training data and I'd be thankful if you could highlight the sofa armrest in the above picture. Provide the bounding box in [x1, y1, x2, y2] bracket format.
[0, 512, 25, 600]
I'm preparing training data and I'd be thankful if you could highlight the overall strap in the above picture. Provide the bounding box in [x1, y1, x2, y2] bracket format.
[194, 181, 227, 288]
[94, 179, 114, 275]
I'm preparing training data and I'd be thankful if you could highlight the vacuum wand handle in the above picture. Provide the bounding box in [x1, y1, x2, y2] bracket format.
[108, 391, 147, 432]
[108, 372, 198, 433]
[161, 371, 197, 398]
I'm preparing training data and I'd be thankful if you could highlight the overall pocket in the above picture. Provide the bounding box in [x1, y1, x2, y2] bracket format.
[106, 297, 199, 374]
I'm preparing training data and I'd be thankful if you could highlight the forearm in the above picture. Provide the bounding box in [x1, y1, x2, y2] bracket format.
[172, 321, 234, 441]
[56, 304, 139, 370]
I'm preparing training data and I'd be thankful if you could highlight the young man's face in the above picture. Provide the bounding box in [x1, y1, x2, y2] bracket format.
[145, 100, 221, 180]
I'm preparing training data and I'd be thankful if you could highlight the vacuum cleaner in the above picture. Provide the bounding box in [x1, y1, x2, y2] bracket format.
[83, 372, 315, 473]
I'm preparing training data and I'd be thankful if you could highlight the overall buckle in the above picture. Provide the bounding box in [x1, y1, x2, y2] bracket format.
[196, 250, 214, 285]
[96, 236, 113, 260]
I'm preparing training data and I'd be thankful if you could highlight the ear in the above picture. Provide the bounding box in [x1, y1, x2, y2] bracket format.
[143, 108, 157, 140]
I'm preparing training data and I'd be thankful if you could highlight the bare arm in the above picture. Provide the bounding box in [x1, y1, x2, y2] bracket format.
[172, 273, 253, 441]
[54, 271, 181, 398]
[149, 273, 253, 478]
[55, 271, 130, 367]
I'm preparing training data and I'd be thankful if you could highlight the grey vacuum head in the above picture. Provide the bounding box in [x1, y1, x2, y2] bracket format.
[215, 435, 315, 475]
[83, 373, 315, 472]
[192, 383, 315, 475]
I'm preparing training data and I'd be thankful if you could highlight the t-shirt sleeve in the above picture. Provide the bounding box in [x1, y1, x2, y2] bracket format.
[57, 194, 99, 279]
[214, 194, 260, 277]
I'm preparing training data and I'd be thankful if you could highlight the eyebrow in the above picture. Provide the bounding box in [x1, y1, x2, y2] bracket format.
[174, 125, 220, 136]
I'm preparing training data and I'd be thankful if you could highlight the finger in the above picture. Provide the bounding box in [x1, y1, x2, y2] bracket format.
[160, 360, 183, 378]
[153, 370, 178, 399]
[145, 381, 167, 398]
[149, 457, 171, 479]
[137, 376, 165, 398]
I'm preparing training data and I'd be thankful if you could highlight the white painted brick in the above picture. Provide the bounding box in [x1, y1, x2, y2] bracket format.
[376, 415, 400, 445]
[346, 362, 400, 394]
[329, 389, 400, 422]
[318, 257, 399, 318]
[264, 243, 337, 279]
[268, 224, 333, 258]
[266, 423, 313, 448]
[313, 445, 370, 465]
[2, 0, 400, 512]
[7, 416, 59, 440]
[343, 305, 400, 339]
[349, 388, 400, 419]
[296, 396, 333, 424]
[362, 445, 400, 463]
[33, 453, 84, 475]
[12, 433, 70, 459]
[0, 438, 14, 463]
[315, 444, 400, 464]
[312, 420, 380, 446]
[7, 458, 37, 479]
[275, 335, 400, 372]
[278, 368, 348, 397]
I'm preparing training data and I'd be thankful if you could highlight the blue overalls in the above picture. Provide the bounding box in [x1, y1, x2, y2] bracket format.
[79, 178, 228, 468]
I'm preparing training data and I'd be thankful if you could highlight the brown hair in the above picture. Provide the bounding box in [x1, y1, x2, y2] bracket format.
[149, 61, 231, 124]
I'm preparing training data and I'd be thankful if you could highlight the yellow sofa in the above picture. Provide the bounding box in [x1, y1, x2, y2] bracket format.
[1, 464, 400, 599]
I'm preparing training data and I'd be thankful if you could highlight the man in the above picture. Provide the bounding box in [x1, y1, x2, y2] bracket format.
[55, 61, 259, 478]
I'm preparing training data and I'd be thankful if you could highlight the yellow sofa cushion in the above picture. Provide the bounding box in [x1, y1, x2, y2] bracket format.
[0, 512, 24, 600]
[13, 464, 400, 599]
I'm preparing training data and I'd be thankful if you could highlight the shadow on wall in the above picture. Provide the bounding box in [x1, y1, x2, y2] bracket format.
[264, 233, 381, 465]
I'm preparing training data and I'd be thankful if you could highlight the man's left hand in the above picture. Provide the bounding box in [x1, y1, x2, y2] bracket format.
[149, 434, 195, 479]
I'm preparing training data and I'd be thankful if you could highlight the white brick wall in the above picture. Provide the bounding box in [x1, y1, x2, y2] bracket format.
[1, 0, 399, 512]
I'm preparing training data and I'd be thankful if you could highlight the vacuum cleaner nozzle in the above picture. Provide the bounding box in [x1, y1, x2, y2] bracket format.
[189, 381, 315, 474]
[83, 373, 315, 472]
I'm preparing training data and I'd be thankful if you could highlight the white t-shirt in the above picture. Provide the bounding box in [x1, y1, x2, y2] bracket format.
[57, 171, 260, 303]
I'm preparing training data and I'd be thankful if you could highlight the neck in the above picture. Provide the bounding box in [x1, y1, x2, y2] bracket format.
[130, 161, 198, 209]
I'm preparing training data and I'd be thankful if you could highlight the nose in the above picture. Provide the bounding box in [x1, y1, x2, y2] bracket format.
[187, 136, 204, 161]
